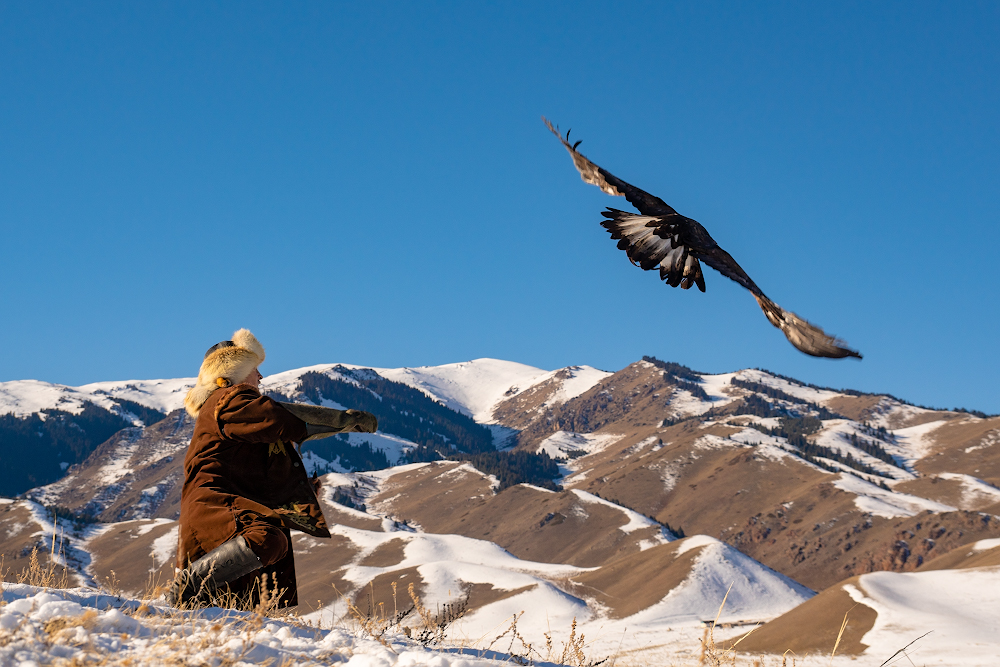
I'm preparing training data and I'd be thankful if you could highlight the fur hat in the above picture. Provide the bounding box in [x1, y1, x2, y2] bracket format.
[184, 328, 266, 417]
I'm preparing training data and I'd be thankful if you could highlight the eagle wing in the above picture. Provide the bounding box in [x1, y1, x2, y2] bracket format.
[698, 246, 862, 359]
[545, 118, 706, 291]
[544, 117, 675, 216]
[546, 117, 862, 360]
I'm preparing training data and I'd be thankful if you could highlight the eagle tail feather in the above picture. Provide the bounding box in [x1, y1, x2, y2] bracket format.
[754, 295, 862, 359]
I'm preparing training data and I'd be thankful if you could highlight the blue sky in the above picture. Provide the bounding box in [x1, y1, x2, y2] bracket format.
[2, 2, 998, 414]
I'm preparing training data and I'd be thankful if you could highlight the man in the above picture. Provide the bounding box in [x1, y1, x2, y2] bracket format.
[168, 328, 377, 608]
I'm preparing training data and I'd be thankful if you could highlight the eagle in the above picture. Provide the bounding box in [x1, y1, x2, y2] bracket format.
[544, 117, 861, 360]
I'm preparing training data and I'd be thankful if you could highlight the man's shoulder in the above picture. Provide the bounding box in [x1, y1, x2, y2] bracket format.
[212, 384, 298, 423]
[213, 384, 262, 405]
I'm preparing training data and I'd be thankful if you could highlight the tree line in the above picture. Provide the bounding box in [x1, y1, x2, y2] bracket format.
[294, 370, 495, 455]
[0, 400, 165, 497]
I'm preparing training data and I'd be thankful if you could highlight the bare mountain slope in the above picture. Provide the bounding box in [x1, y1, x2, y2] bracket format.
[369, 460, 672, 567]
[491, 359, 1000, 590]
[26, 410, 193, 522]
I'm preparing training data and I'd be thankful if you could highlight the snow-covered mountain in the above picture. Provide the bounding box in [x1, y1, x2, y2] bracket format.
[0, 377, 192, 419]
[0, 358, 604, 424]
[0, 359, 603, 497]
[4, 355, 1000, 663]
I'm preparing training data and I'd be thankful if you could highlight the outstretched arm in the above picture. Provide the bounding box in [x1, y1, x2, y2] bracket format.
[279, 402, 379, 440]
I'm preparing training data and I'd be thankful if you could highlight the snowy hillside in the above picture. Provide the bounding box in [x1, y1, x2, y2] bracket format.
[0, 359, 607, 497]
[263, 358, 611, 423]
[0, 377, 193, 419]
[0, 358, 607, 424]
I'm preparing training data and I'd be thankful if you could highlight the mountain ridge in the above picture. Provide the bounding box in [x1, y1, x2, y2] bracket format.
[3, 355, 1000, 661]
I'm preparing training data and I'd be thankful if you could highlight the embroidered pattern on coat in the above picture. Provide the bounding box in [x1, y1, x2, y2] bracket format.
[275, 502, 319, 531]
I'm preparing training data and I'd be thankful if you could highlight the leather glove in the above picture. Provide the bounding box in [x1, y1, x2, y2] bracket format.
[281, 402, 378, 439]
[346, 409, 378, 433]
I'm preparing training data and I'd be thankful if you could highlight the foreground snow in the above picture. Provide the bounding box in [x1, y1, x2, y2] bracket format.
[0, 584, 523, 667]
[6, 563, 1000, 667]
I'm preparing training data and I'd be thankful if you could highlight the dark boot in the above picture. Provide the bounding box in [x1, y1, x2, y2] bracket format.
[166, 535, 261, 607]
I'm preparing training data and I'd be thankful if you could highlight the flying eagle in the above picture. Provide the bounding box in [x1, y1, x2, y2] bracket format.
[544, 117, 861, 359]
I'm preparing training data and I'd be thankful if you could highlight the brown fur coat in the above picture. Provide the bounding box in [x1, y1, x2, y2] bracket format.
[176, 383, 330, 607]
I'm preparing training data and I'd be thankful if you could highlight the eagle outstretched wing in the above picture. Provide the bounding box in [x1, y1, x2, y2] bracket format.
[544, 117, 861, 360]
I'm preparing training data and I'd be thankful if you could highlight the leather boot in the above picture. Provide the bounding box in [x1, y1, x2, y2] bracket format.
[166, 535, 262, 607]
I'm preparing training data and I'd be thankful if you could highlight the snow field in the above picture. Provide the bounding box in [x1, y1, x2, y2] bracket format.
[297, 521, 813, 659]
[811, 420, 916, 480]
[626, 537, 813, 627]
[844, 566, 1000, 665]
[692, 372, 740, 405]
[5, 359, 609, 439]
[884, 418, 950, 468]
[0, 584, 503, 667]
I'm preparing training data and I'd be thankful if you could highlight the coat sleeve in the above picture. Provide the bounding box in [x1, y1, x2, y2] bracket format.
[214, 386, 309, 444]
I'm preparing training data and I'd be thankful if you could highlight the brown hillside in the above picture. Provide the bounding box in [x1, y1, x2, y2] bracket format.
[821, 395, 883, 421]
[492, 368, 575, 430]
[0, 502, 55, 572]
[28, 410, 193, 522]
[914, 418, 1000, 483]
[372, 461, 667, 567]
[572, 428, 1000, 590]
[85, 519, 177, 592]
[561, 540, 701, 618]
[507, 361, 685, 449]
[894, 475, 1000, 513]
[916, 538, 1000, 571]
[723, 576, 876, 656]
[489, 364, 1000, 590]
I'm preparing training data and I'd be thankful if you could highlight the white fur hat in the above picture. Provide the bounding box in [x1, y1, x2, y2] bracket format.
[183, 328, 266, 417]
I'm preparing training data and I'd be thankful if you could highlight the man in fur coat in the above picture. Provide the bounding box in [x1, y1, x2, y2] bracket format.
[168, 328, 377, 608]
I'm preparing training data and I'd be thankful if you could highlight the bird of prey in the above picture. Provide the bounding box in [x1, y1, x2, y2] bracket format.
[544, 117, 861, 359]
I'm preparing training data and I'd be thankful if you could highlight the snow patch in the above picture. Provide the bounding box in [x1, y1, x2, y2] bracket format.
[972, 537, 1000, 552]
[732, 369, 840, 405]
[149, 526, 178, 569]
[0, 378, 192, 420]
[536, 430, 623, 459]
[936, 473, 1000, 508]
[833, 473, 956, 518]
[964, 429, 999, 454]
[627, 535, 814, 624]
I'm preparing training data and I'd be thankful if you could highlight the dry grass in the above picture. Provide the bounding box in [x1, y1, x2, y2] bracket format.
[339, 577, 609, 666]
[8, 546, 72, 590]
[341, 580, 471, 650]
[693, 584, 803, 667]
[341, 580, 415, 650]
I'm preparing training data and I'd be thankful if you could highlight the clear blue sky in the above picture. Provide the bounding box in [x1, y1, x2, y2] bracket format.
[2, 2, 998, 414]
